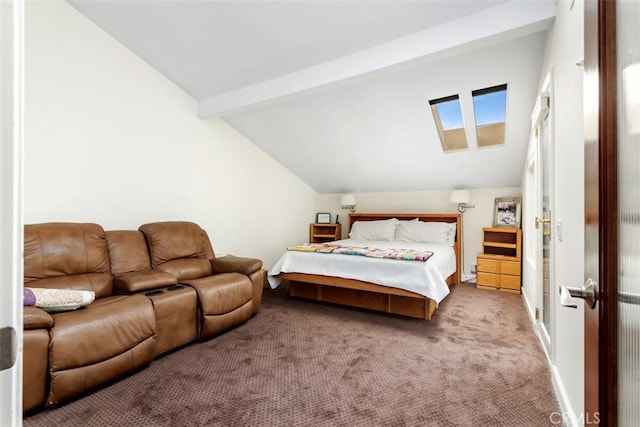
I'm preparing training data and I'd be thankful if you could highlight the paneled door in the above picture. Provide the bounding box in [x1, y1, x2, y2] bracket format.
[583, 0, 616, 423]
[582, 0, 640, 425]
[615, 0, 640, 424]
[539, 98, 553, 339]
[533, 81, 554, 356]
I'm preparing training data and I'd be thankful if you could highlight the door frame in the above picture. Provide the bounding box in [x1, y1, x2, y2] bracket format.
[584, 0, 618, 424]
[0, 0, 24, 423]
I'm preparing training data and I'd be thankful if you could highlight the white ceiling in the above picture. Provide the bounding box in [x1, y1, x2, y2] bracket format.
[70, 0, 555, 194]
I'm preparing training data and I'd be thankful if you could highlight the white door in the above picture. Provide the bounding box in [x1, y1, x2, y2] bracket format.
[539, 101, 554, 345]
[532, 79, 554, 357]
[0, 0, 24, 425]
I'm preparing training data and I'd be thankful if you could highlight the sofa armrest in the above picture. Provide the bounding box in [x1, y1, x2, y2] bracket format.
[211, 255, 263, 276]
[24, 306, 53, 330]
[114, 270, 178, 294]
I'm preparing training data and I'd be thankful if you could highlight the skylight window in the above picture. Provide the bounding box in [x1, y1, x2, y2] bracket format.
[472, 84, 507, 147]
[429, 95, 468, 152]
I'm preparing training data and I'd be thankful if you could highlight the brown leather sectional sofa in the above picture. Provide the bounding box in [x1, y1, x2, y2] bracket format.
[23, 221, 264, 413]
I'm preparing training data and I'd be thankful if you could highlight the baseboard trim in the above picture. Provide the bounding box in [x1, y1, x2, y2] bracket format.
[549, 363, 580, 427]
[520, 286, 536, 321]
[520, 290, 579, 427]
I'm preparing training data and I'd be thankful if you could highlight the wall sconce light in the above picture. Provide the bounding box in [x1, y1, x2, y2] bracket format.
[340, 194, 357, 212]
[449, 189, 475, 213]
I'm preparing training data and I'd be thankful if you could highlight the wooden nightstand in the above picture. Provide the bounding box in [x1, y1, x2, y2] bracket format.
[309, 223, 341, 243]
[476, 227, 522, 294]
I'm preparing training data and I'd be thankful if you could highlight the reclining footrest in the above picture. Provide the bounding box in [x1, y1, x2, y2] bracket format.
[183, 273, 253, 339]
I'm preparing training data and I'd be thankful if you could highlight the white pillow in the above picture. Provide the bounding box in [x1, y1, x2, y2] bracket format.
[25, 287, 95, 312]
[395, 221, 456, 245]
[444, 223, 457, 245]
[349, 218, 399, 241]
[396, 218, 420, 226]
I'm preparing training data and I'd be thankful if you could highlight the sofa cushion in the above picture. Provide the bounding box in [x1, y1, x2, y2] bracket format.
[155, 258, 212, 281]
[48, 294, 156, 372]
[45, 293, 157, 405]
[139, 221, 213, 267]
[106, 230, 179, 293]
[106, 230, 151, 275]
[24, 223, 113, 297]
[24, 273, 113, 299]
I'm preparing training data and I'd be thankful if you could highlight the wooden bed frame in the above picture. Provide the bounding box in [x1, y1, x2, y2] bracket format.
[279, 213, 462, 320]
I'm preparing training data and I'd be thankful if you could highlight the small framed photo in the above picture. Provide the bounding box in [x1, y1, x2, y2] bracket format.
[493, 197, 522, 228]
[316, 212, 331, 224]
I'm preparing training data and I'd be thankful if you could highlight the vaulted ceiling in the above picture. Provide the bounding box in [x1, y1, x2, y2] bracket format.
[70, 0, 555, 193]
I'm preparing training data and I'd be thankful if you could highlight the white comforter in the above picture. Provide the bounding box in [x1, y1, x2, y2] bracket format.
[268, 238, 456, 304]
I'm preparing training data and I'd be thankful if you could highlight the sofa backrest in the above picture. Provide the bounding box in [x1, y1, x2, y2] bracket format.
[24, 223, 113, 298]
[138, 221, 215, 280]
[105, 230, 152, 275]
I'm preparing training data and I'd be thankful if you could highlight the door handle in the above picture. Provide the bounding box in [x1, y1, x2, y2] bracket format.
[535, 217, 551, 229]
[620, 291, 640, 305]
[559, 278, 597, 309]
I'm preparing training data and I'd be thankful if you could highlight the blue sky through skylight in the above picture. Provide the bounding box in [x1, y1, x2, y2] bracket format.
[473, 90, 506, 126]
[436, 99, 464, 130]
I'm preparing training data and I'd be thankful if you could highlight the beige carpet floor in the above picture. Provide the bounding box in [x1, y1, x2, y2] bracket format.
[24, 283, 559, 426]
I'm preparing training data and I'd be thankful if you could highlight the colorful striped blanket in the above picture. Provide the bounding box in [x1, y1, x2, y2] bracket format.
[287, 243, 433, 262]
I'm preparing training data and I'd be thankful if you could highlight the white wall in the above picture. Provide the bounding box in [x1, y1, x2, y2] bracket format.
[24, 0, 318, 268]
[318, 187, 521, 281]
[522, 1, 585, 424]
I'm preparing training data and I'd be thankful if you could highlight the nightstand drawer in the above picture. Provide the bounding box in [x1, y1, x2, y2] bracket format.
[477, 258, 499, 274]
[477, 272, 499, 287]
[500, 274, 521, 290]
[500, 261, 520, 276]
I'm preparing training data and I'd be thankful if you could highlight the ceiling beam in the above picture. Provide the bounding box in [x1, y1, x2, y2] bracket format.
[197, 0, 555, 118]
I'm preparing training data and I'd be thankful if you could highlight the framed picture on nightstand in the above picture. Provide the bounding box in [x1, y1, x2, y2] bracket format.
[316, 212, 331, 224]
[493, 197, 522, 228]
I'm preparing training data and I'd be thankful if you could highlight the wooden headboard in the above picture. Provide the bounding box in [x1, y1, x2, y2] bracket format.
[347, 212, 462, 284]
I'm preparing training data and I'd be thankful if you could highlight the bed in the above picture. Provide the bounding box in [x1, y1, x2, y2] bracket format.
[268, 213, 462, 320]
